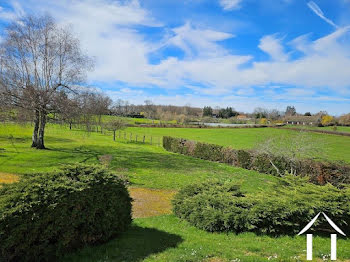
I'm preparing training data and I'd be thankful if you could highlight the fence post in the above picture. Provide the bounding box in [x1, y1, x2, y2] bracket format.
[158, 137, 160, 147]
[136, 135, 138, 142]
[150, 136, 152, 145]
[143, 135, 145, 143]
[113, 130, 116, 141]
[124, 132, 126, 140]
[119, 131, 121, 139]
[130, 133, 132, 141]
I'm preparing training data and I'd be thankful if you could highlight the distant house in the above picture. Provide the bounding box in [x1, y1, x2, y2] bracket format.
[284, 115, 320, 126]
[236, 114, 250, 120]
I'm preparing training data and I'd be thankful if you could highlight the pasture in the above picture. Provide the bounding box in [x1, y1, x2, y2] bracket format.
[1, 123, 350, 261]
[284, 125, 350, 133]
[126, 126, 350, 163]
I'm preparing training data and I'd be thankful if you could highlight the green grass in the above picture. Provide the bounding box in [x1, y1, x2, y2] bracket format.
[0, 123, 274, 191]
[1, 123, 350, 261]
[62, 215, 350, 262]
[285, 125, 350, 133]
[126, 127, 350, 163]
[101, 115, 177, 125]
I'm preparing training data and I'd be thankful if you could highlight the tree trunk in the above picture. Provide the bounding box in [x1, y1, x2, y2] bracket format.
[31, 110, 39, 148]
[36, 110, 47, 149]
[113, 130, 116, 141]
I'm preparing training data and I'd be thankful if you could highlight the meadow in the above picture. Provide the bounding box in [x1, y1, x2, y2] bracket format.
[126, 126, 350, 163]
[1, 123, 350, 261]
[284, 125, 350, 133]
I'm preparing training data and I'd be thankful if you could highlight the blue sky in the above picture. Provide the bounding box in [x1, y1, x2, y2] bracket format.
[0, 0, 350, 114]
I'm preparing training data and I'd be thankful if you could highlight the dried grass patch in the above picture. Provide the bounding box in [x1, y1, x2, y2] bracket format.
[0, 173, 19, 184]
[129, 187, 177, 218]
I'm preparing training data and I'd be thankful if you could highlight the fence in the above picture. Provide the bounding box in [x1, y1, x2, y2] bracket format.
[58, 122, 164, 146]
[111, 130, 163, 146]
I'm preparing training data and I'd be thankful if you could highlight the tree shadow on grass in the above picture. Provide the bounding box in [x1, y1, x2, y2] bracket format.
[50, 144, 207, 172]
[61, 225, 183, 262]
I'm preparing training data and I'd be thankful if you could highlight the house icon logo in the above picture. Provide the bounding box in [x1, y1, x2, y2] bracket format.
[298, 212, 346, 261]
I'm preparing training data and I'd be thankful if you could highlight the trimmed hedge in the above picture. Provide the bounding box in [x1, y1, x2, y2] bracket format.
[173, 176, 350, 235]
[163, 136, 350, 186]
[0, 164, 132, 261]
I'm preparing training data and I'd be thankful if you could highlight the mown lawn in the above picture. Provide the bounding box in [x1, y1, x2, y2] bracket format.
[126, 126, 350, 163]
[1, 123, 350, 261]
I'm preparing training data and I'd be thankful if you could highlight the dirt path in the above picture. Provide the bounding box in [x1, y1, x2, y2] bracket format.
[0, 173, 19, 184]
[0, 174, 176, 218]
[129, 187, 177, 218]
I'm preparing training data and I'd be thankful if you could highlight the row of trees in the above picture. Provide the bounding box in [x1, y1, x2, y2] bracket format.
[111, 99, 202, 120]
[201, 105, 349, 125]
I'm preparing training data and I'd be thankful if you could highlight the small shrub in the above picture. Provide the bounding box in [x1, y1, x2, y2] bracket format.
[235, 150, 252, 169]
[184, 140, 196, 156]
[98, 154, 113, 166]
[221, 147, 237, 164]
[0, 164, 132, 261]
[173, 176, 350, 235]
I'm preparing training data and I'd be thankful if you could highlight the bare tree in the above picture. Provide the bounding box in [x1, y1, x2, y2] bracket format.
[0, 14, 93, 149]
[104, 119, 126, 141]
[94, 93, 112, 132]
[255, 131, 326, 175]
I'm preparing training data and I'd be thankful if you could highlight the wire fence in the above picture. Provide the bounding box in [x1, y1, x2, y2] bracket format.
[111, 130, 163, 146]
[56, 122, 164, 147]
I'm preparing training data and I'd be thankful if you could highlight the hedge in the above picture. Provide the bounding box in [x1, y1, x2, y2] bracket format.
[163, 136, 350, 186]
[173, 176, 350, 235]
[0, 164, 132, 261]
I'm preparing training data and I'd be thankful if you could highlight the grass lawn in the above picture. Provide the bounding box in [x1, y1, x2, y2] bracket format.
[0, 123, 273, 191]
[1, 123, 350, 261]
[126, 127, 350, 163]
[62, 215, 350, 262]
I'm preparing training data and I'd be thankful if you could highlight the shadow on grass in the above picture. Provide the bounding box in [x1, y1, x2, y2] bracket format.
[50, 144, 207, 172]
[62, 225, 183, 262]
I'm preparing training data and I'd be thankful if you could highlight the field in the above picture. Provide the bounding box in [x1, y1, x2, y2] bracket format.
[101, 115, 177, 125]
[284, 125, 350, 133]
[126, 127, 350, 163]
[1, 123, 350, 261]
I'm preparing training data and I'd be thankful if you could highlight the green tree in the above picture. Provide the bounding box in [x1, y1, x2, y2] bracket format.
[202, 106, 213, 117]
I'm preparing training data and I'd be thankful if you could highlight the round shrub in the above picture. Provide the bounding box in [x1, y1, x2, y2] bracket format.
[0, 164, 132, 261]
[173, 176, 350, 235]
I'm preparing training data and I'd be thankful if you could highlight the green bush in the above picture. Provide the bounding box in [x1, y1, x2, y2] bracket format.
[235, 150, 252, 169]
[162, 136, 350, 187]
[193, 142, 223, 162]
[173, 176, 350, 235]
[0, 164, 132, 261]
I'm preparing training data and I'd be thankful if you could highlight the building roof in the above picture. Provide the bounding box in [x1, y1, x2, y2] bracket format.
[284, 115, 319, 123]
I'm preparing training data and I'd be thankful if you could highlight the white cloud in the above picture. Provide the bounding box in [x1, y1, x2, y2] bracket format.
[307, 1, 339, 28]
[165, 22, 234, 58]
[219, 0, 242, 11]
[258, 34, 288, 61]
[1, 0, 350, 114]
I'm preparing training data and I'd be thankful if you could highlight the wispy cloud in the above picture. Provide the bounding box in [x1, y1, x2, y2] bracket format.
[258, 34, 288, 61]
[164, 22, 234, 58]
[307, 1, 339, 28]
[219, 0, 242, 11]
